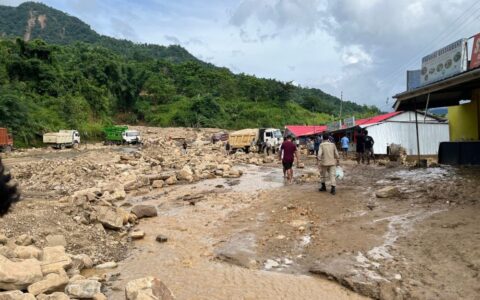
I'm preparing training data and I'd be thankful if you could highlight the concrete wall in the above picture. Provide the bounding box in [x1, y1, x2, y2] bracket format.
[448, 89, 480, 141]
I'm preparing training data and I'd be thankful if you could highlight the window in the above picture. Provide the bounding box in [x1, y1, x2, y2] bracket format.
[266, 132, 272, 137]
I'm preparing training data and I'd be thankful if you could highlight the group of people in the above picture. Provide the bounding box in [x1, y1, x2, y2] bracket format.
[278, 129, 375, 195]
[279, 134, 339, 195]
[355, 129, 375, 165]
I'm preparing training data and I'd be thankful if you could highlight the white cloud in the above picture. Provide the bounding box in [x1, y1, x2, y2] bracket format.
[0, 0, 24, 6]
[341, 45, 372, 66]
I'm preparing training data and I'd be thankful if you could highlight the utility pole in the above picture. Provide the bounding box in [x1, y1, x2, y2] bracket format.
[339, 91, 343, 120]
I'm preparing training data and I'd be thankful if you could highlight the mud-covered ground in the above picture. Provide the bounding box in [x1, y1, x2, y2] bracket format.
[215, 161, 480, 299]
[1, 127, 479, 300]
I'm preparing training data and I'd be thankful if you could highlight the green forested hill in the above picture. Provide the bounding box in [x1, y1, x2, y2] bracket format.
[0, 2, 199, 63]
[0, 2, 379, 146]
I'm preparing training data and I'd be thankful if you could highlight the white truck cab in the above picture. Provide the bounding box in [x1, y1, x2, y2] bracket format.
[263, 128, 283, 148]
[122, 130, 141, 144]
[43, 130, 80, 149]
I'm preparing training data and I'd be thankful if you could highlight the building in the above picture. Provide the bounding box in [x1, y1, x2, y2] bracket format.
[393, 68, 480, 164]
[330, 111, 449, 155]
[393, 33, 480, 165]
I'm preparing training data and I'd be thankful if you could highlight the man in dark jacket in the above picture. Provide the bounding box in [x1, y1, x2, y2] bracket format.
[0, 158, 20, 216]
[364, 130, 375, 165]
[356, 129, 365, 164]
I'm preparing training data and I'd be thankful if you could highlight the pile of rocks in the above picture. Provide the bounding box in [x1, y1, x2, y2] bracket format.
[0, 233, 107, 299]
[0, 233, 175, 299]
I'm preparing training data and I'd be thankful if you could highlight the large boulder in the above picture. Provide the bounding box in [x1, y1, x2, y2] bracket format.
[157, 171, 177, 181]
[40, 246, 72, 275]
[0, 290, 36, 300]
[64, 280, 101, 299]
[165, 176, 177, 185]
[70, 254, 93, 272]
[15, 234, 33, 246]
[125, 277, 174, 300]
[94, 206, 125, 230]
[0, 255, 43, 290]
[131, 205, 157, 219]
[375, 186, 400, 198]
[13, 246, 42, 260]
[176, 166, 193, 182]
[27, 271, 69, 296]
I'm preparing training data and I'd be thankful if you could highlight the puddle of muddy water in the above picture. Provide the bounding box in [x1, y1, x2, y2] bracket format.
[107, 164, 366, 300]
[194, 165, 285, 193]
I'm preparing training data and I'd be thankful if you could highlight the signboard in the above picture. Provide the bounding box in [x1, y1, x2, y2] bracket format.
[343, 116, 355, 128]
[470, 33, 480, 69]
[420, 39, 467, 86]
[327, 120, 342, 131]
[406, 70, 421, 91]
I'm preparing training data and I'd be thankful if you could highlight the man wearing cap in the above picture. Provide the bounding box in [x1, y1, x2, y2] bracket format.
[317, 133, 340, 195]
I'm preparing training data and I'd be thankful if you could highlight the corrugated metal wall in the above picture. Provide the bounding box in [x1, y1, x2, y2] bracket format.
[388, 111, 438, 122]
[367, 122, 450, 155]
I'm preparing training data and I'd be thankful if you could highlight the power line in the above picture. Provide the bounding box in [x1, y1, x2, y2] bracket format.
[380, 0, 480, 85]
[383, 11, 480, 92]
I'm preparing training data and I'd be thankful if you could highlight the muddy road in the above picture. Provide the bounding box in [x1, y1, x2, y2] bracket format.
[1, 127, 479, 300]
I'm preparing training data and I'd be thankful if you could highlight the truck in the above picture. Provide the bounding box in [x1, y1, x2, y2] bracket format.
[0, 128, 13, 152]
[103, 126, 141, 145]
[228, 128, 283, 153]
[122, 129, 142, 145]
[43, 130, 81, 149]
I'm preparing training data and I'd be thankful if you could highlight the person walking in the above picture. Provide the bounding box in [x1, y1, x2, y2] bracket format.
[225, 141, 231, 156]
[182, 140, 188, 155]
[266, 139, 273, 156]
[317, 133, 340, 195]
[279, 135, 299, 183]
[340, 135, 349, 159]
[356, 129, 365, 164]
[314, 135, 321, 157]
[364, 130, 375, 165]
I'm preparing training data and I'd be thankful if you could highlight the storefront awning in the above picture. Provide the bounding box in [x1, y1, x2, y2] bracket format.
[393, 68, 480, 111]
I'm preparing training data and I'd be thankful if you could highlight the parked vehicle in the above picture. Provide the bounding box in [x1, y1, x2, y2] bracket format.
[228, 128, 283, 153]
[211, 132, 229, 143]
[0, 128, 13, 152]
[103, 126, 141, 145]
[43, 130, 80, 149]
[122, 130, 142, 144]
[103, 126, 128, 145]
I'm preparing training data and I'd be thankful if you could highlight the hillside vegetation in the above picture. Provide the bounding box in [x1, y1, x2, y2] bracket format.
[0, 2, 379, 147]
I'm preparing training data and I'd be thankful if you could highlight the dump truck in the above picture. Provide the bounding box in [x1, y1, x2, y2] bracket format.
[43, 130, 81, 149]
[103, 126, 141, 145]
[228, 128, 283, 153]
[103, 126, 128, 145]
[0, 128, 13, 152]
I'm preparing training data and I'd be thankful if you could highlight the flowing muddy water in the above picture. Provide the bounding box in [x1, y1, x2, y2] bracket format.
[108, 165, 366, 299]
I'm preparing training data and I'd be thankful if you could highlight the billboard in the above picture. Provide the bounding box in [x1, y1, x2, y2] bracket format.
[406, 70, 421, 91]
[343, 117, 356, 128]
[327, 120, 342, 131]
[470, 33, 480, 69]
[420, 39, 467, 86]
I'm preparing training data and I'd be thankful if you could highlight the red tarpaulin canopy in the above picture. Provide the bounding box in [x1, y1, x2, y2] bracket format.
[285, 125, 327, 137]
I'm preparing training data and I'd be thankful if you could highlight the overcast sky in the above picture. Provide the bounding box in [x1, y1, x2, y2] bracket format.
[2, 0, 479, 110]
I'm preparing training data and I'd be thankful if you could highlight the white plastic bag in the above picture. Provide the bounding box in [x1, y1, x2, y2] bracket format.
[335, 166, 344, 180]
